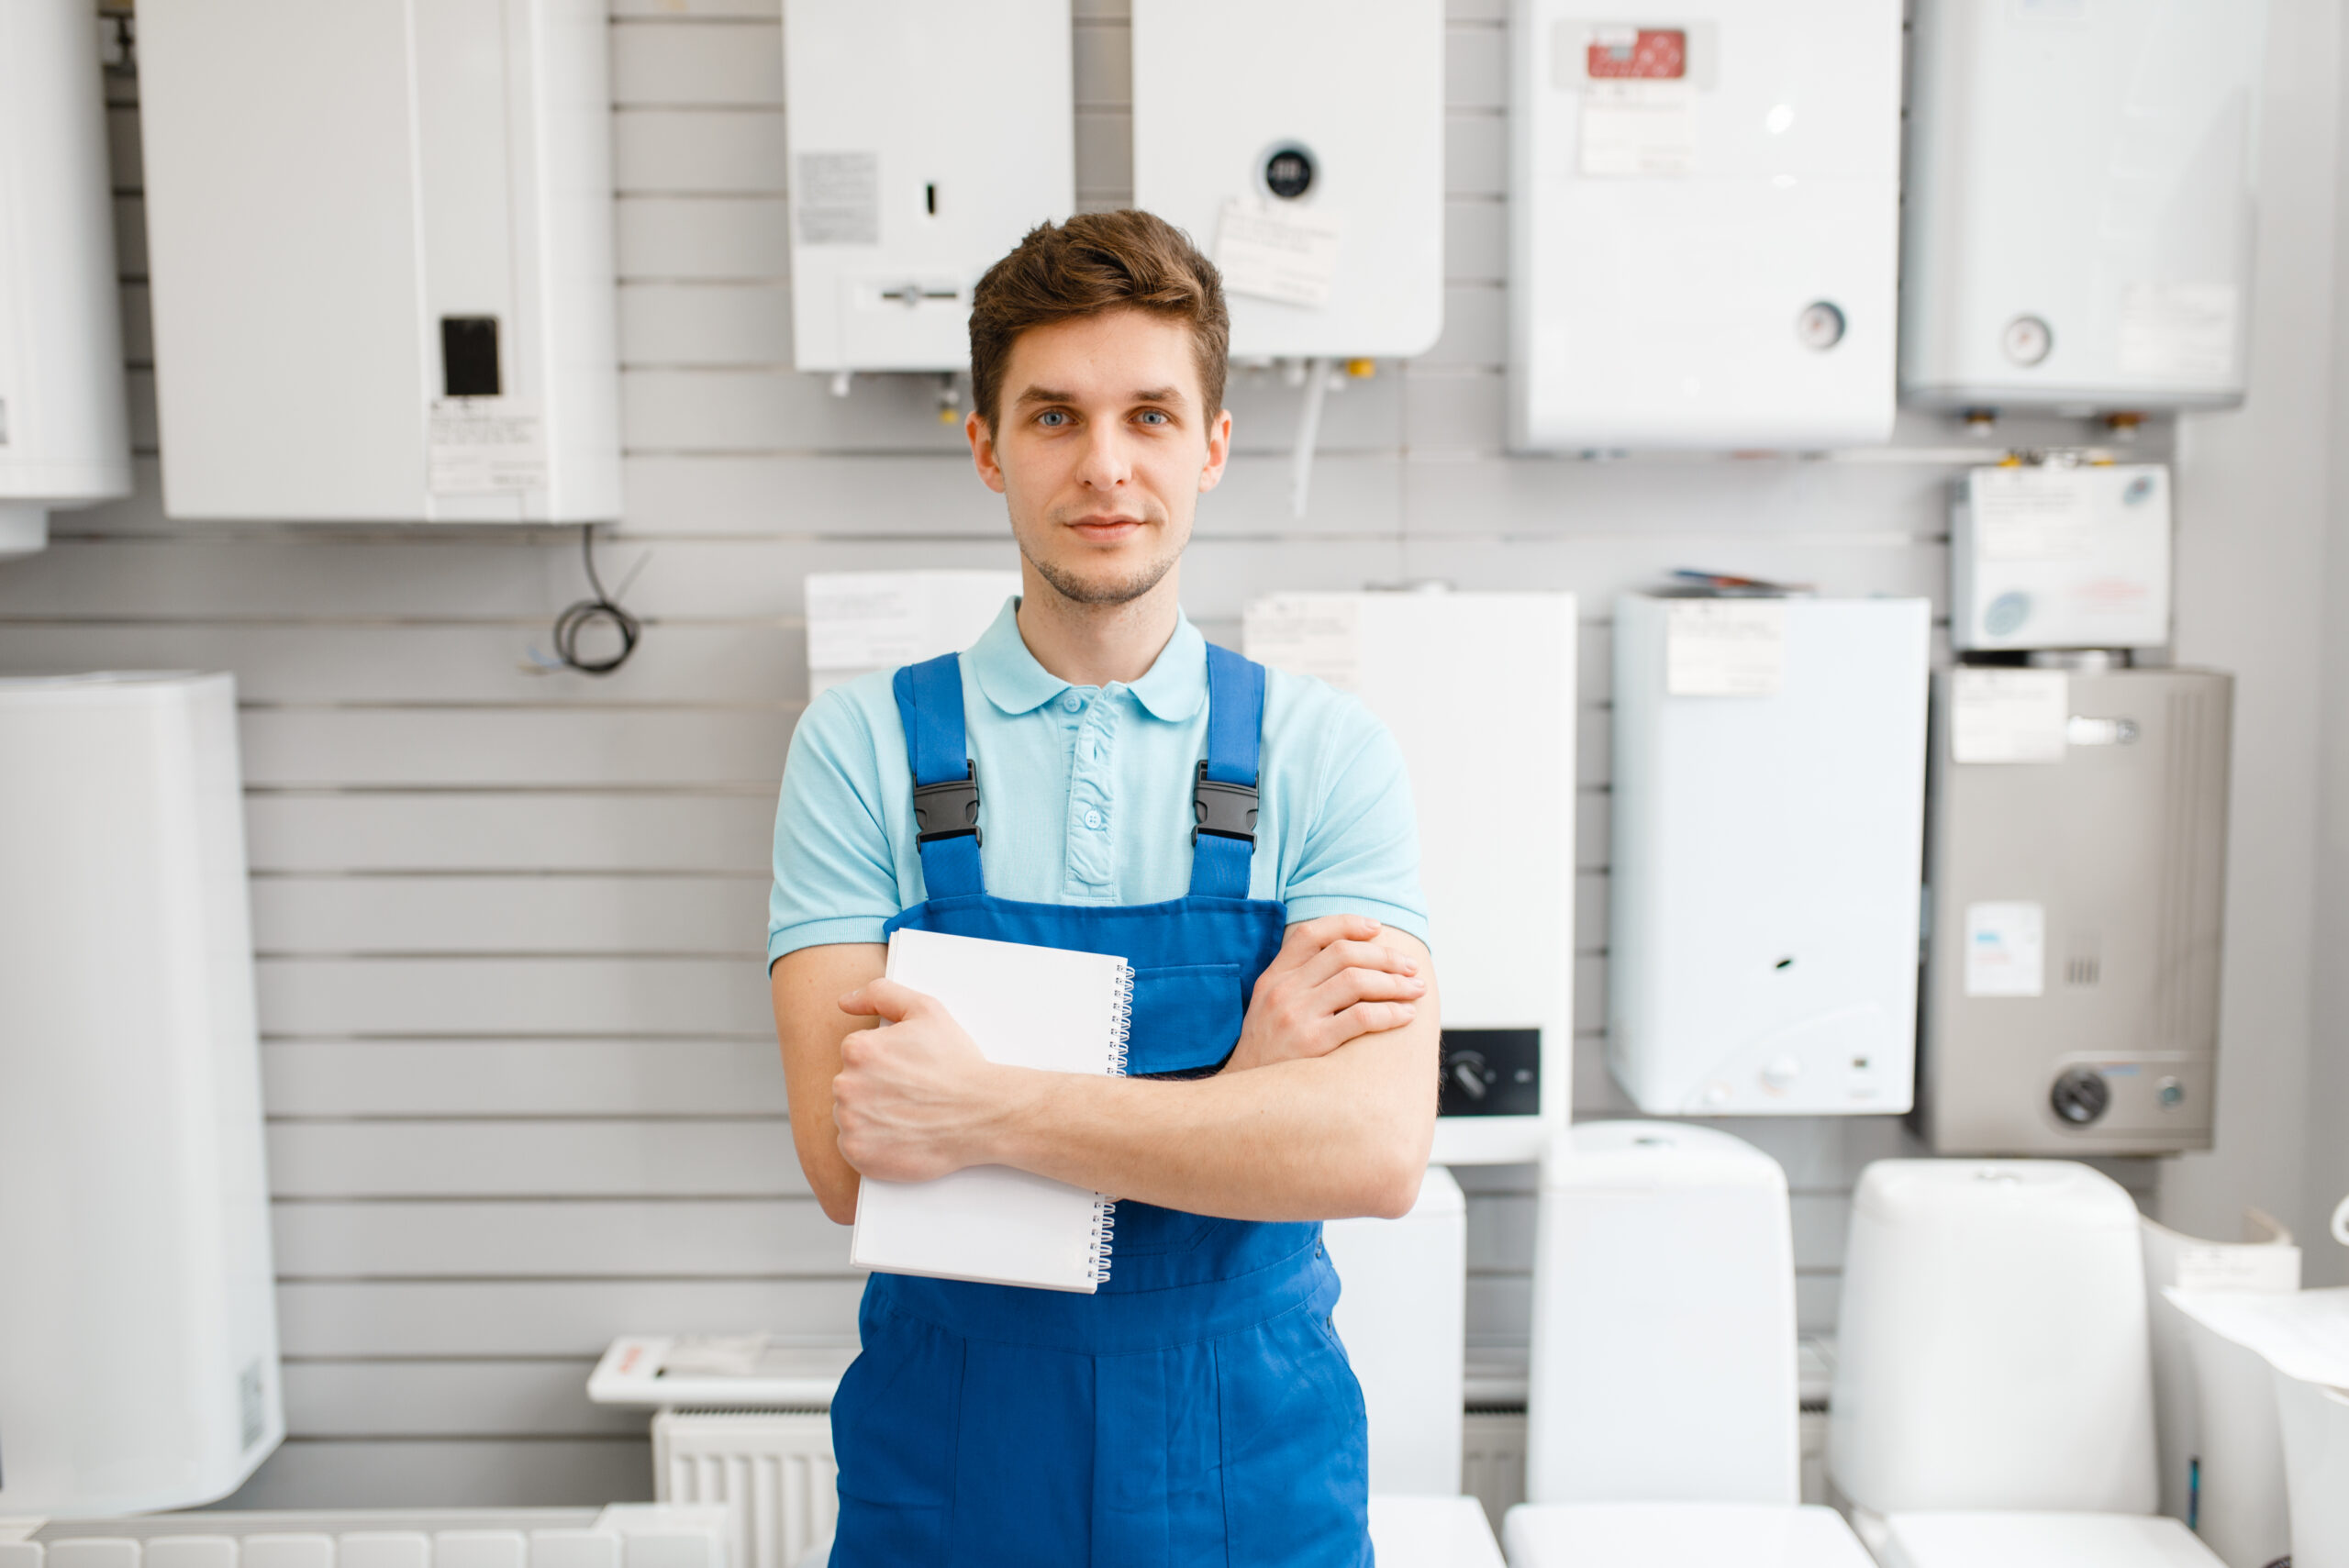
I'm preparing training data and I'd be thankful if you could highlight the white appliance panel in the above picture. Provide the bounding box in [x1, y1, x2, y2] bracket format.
[1133, 0, 1445, 360]
[1900, 0, 2266, 412]
[138, 0, 621, 521]
[0, 674, 283, 1514]
[0, 0, 131, 557]
[1325, 1168, 1469, 1498]
[782, 1, 1074, 375]
[1609, 595, 1929, 1115]
[1510, 0, 1902, 450]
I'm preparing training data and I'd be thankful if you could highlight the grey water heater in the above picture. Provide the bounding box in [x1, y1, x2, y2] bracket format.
[1917, 662, 2232, 1155]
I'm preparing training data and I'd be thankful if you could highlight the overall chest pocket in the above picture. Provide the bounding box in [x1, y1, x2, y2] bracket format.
[1125, 961, 1249, 1079]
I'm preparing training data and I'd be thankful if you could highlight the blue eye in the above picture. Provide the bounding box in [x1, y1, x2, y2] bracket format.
[1038, 410, 1070, 428]
[1137, 409, 1169, 426]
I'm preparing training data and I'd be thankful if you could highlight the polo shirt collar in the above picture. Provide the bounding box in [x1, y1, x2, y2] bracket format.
[969, 597, 1208, 722]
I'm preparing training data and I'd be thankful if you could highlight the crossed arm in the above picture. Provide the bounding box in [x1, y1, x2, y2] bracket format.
[772, 915, 1440, 1227]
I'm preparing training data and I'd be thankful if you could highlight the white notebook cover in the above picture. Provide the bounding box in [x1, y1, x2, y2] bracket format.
[849, 928, 1132, 1293]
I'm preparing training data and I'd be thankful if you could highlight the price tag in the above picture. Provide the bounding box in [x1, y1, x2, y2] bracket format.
[1215, 200, 1342, 308]
[1952, 667, 2067, 763]
[1964, 901, 2045, 998]
[1243, 595, 1361, 692]
[1665, 600, 1784, 695]
[429, 400, 546, 494]
[1972, 468, 2095, 562]
[2118, 283, 2239, 380]
[2174, 1244, 2302, 1295]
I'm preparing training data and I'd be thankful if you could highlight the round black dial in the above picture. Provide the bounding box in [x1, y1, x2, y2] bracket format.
[2050, 1067, 2111, 1127]
[1264, 146, 1315, 201]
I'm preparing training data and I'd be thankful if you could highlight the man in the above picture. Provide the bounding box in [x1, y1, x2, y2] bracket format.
[768, 210, 1440, 1567]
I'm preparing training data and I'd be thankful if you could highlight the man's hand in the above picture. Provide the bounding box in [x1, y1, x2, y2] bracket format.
[1225, 914, 1427, 1074]
[832, 978, 1012, 1184]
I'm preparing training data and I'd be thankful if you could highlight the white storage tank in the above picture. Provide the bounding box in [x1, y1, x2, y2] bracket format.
[1509, 0, 1903, 450]
[1900, 0, 2267, 413]
[0, 673, 283, 1513]
[1132, 0, 1445, 361]
[0, 0, 132, 559]
[781, 0, 1074, 377]
[136, 0, 621, 522]
[1609, 593, 1929, 1116]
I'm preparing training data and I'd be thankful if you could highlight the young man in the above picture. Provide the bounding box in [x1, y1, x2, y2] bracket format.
[767, 210, 1440, 1567]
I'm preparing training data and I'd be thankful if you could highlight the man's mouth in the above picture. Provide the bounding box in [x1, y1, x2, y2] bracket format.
[1067, 515, 1146, 542]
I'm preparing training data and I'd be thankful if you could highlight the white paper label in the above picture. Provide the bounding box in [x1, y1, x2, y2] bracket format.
[1665, 600, 1785, 695]
[1215, 200, 1342, 308]
[1952, 667, 2068, 763]
[429, 400, 546, 494]
[2174, 1244, 2302, 1295]
[1581, 83, 1698, 176]
[1972, 468, 2095, 562]
[1965, 901, 2046, 997]
[796, 151, 881, 246]
[805, 571, 1019, 675]
[2117, 283, 2239, 380]
[1242, 595, 1361, 691]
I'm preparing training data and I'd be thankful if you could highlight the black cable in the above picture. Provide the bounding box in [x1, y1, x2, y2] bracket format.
[550, 524, 641, 675]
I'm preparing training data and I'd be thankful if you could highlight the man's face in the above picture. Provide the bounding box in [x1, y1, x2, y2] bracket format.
[968, 308, 1230, 607]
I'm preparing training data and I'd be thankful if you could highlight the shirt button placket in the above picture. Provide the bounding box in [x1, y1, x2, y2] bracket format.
[1066, 695, 1119, 895]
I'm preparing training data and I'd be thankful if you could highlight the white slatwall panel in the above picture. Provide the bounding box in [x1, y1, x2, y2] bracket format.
[1, 0, 2164, 1507]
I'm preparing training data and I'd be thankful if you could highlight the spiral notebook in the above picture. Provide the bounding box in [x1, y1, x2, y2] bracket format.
[849, 927, 1132, 1294]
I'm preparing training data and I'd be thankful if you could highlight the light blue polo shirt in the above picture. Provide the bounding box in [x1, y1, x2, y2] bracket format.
[767, 598, 1428, 963]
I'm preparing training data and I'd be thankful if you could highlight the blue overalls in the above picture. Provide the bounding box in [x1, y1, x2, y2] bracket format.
[827, 644, 1372, 1567]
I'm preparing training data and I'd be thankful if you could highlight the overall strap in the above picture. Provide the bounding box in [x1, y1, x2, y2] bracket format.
[892, 654, 985, 900]
[1189, 642, 1264, 899]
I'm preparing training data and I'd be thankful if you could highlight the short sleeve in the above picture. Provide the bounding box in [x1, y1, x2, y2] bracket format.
[767, 686, 903, 965]
[1276, 694, 1431, 946]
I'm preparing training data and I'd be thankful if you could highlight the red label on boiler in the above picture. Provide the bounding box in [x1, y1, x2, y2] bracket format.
[1587, 27, 1687, 80]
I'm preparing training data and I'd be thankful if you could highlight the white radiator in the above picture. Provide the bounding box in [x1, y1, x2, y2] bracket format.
[1461, 1409, 1529, 1534]
[652, 1412, 836, 1568]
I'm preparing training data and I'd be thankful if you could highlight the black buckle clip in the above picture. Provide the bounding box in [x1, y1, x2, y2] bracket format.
[1193, 760, 1259, 845]
[913, 765, 982, 845]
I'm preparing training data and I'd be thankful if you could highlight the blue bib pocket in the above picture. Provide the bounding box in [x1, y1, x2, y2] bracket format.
[1125, 961, 1248, 1079]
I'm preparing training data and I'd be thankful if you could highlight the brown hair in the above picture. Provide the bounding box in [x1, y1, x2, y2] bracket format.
[968, 210, 1229, 431]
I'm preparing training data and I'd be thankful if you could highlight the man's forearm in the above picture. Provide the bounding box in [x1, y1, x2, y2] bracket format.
[979, 1023, 1437, 1221]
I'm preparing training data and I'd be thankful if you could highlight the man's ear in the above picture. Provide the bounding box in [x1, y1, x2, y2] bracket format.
[967, 408, 1008, 495]
[1197, 406, 1233, 495]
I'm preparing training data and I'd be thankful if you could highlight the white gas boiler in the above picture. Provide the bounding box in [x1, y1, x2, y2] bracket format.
[1952, 463, 2174, 653]
[1132, 0, 1444, 361]
[1900, 0, 2266, 412]
[781, 1, 1074, 377]
[1509, 0, 1903, 450]
[0, 0, 131, 559]
[0, 674, 283, 1514]
[1245, 589, 1575, 1163]
[1609, 593, 1929, 1115]
[138, 0, 622, 521]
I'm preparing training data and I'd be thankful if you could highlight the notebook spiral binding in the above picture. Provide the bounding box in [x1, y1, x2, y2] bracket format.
[1088, 961, 1135, 1285]
[1107, 961, 1134, 1077]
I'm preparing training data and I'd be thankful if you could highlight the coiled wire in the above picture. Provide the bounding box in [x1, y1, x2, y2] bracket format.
[550, 524, 641, 675]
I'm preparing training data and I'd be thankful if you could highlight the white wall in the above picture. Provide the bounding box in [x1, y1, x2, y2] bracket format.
[2161, 0, 2343, 1264]
[2301, 0, 2349, 1291]
[17, 0, 2335, 1508]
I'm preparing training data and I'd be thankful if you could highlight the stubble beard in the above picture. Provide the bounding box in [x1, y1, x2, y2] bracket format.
[1019, 528, 1183, 607]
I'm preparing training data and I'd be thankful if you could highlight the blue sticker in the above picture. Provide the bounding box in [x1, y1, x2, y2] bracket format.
[1984, 591, 2031, 638]
[2123, 474, 2156, 506]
